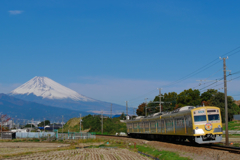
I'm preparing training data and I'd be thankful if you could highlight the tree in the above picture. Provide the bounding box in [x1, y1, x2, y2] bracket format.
[38, 120, 50, 127]
[162, 92, 178, 111]
[177, 89, 201, 107]
[0, 114, 11, 131]
[201, 89, 218, 105]
[136, 103, 146, 116]
[81, 114, 127, 134]
[82, 114, 101, 131]
[119, 112, 126, 120]
[209, 91, 240, 122]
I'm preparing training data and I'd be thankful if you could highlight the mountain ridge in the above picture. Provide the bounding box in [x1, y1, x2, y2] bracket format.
[0, 93, 90, 121]
[9, 76, 125, 114]
[10, 76, 95, 102]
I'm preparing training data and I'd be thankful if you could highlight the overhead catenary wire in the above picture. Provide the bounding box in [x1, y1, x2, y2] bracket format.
[152, 71, 240, 103]
[144, 72, 240, 107]
[127, 46, 240, 104]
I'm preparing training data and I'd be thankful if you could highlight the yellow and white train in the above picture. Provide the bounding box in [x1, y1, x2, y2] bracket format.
[126, 106, 223, 144]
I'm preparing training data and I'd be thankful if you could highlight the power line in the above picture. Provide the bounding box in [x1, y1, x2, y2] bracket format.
[127, 46, 240, 103]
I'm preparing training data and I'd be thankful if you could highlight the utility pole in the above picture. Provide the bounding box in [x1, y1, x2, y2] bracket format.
[44, 118, 45, 132]
[126, 101, 128, 116]
[12, 118, 14, 129]
[145, 98, 148, 117]
[30, 119, 32, 129]
[101, 111, 103, 134]
[158, 88, 163, 113]
[1, 114, 2, 139]
[110, 103, 112, 118]
[62, 115, 63, 133]
[220, 57, 229, 146]
[80, 114, 81, 133]
[53, 121, 54, 132]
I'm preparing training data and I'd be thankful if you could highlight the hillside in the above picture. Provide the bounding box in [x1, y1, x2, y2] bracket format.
[9, 76, 126, 113]
[235, 100, 240, 106]
[61, 115, 127, 134]
[0, 93, 89, 121]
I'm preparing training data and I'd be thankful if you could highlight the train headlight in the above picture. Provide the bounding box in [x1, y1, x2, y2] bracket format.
[218, 125, 221, 128]
[196, 127, 199, 130]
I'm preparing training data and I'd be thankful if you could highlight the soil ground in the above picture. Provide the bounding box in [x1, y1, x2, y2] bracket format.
[96, 135, 240, 160]
[0, 141, 150, 160]
[4, 148, 151, 160]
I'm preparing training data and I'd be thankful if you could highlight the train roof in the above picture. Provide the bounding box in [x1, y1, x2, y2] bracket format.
[127, 106, 220, 122]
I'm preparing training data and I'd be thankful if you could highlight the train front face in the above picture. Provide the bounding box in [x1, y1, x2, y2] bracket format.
[192, 106, 223, 144]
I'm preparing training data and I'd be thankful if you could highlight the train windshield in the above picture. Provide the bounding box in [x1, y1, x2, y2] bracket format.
[194, 115, 206, 122]
[208, 114, 220, 121]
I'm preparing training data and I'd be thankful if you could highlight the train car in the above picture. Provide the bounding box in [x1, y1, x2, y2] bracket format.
[126, 106, 223, 144]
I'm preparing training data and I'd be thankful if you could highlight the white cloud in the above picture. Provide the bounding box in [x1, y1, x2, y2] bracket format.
[8, 10, 24, 15]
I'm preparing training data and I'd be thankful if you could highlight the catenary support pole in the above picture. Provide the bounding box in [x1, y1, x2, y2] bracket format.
[1, 114, 2, 139]
[80, 114, 81, 133]
[145, 98, 148, 116]
[158, 88, 163, 112]
[101, 111, 103, 134]
[126, 101, 128, 116]
[110, 103, 112, 119]
[62, 115, 63, 133]
[44, 118, 45, 132]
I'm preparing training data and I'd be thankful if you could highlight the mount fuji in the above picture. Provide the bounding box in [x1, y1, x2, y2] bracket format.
[9, 76, 125, 114]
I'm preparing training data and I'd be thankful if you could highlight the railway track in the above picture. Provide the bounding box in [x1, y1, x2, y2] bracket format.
[96, 135, 240, 154]
[207, 144, 240, 154]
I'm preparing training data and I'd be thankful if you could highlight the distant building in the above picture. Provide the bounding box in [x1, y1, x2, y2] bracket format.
[233, 115, 240, 120]
[1, 120, 13, 129]
[38, 124, 63, 131]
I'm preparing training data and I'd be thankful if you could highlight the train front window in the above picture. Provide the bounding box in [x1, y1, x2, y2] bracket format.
[208, 114, 220, 121]
[194, 115, 206, 122]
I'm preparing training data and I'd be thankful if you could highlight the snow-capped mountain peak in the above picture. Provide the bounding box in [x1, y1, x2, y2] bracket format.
[10, 76, 95, 101]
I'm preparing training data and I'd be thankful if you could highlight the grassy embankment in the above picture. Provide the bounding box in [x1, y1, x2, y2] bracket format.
[222, 120, 240, 130]
[60, 115, 127, 134]
[60, 117, 82, 133]
[222, 120, 240, 138]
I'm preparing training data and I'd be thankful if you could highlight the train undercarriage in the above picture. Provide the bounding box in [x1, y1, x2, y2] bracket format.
[128, 133, 222, 144]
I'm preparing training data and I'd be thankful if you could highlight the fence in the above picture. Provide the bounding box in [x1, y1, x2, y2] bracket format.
[16, 132, 56, 139]
[67, 132, 96, 140]
[13, 130, 96, 140]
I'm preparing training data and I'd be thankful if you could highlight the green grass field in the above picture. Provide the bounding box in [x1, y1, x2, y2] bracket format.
[223, 120, 240, 130]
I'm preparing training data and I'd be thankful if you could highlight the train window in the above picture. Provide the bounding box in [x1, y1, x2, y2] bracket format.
[139, 123, 143, 128]
[151, 122, 155, 128]
[145, 122, 149, 128]
[158, 121, 161, 127]
[208, 114, 220, 121]
[207, 110, 216, 113]
[194, 115, 206, 122]
[134, 123, 137, 128]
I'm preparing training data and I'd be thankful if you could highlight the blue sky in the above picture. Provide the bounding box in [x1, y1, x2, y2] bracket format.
[1, 1, 240, 110]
